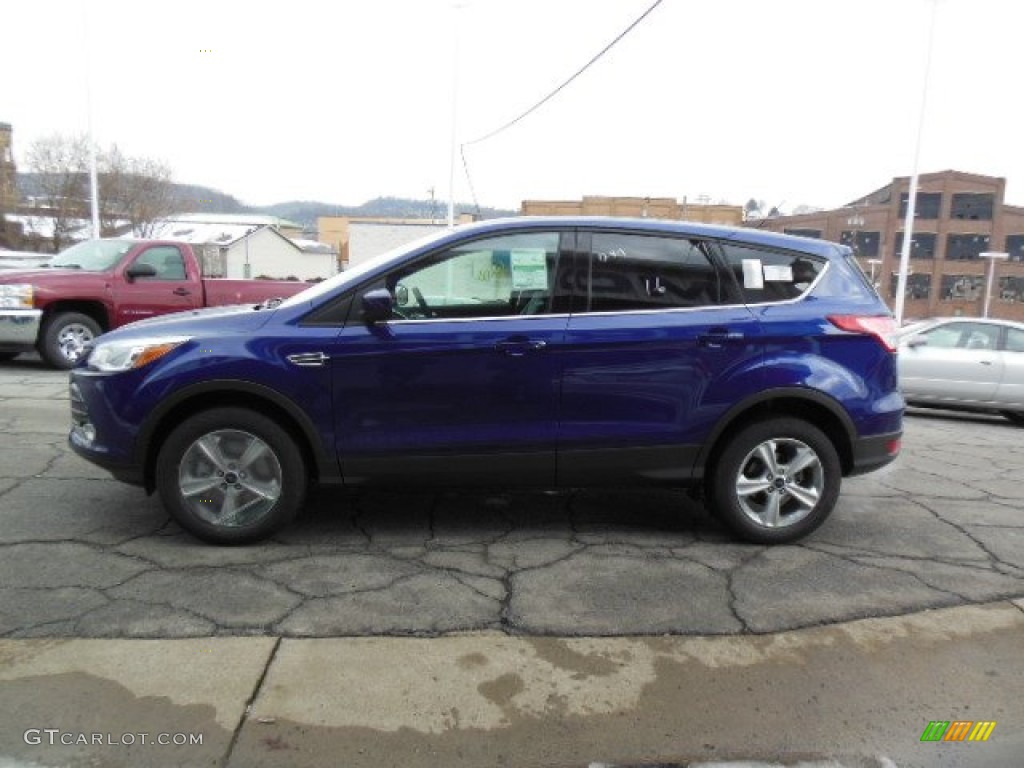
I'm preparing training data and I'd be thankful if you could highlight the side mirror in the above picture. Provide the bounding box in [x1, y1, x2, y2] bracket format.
[125, 262, 158, 281]
[362, 288, 394, 323]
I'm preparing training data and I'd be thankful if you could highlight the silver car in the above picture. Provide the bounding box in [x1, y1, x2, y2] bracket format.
[898, 317, 1024, 425]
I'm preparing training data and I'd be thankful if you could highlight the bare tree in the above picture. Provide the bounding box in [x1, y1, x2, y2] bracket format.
[744, 198, 767, 221]
[25, 133, 90, 251]
[26, 134, 179, 250]
[99, 146, 177, 237]
[97, 144, 127, 236]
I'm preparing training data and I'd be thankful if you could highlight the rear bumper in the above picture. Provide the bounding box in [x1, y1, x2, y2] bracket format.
[849, 430, 902, 476]
[0, 309, 42, 347]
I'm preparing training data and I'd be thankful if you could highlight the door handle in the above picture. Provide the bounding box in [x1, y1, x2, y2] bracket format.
[286, 351, 328, 367]
[172, 287, 191, 296]
[697, 328, 744, 348]
[494, 339, 547, 356]
[979, 360, 993, 366]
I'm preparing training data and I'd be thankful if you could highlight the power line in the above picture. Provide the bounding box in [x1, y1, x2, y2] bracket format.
[460, 144, 482, 218]
[464, 0, 665, 148]
[461, 0, 666, 213]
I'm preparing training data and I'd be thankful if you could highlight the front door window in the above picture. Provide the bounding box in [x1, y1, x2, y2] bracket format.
[385, 232, 563, 320]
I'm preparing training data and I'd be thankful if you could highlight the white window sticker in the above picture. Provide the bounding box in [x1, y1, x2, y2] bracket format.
[742, 259, 764, 289]
[510, 249, 549, 291]
[763, 264, 793, 282]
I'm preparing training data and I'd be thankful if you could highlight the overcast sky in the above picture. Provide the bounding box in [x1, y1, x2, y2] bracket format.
[3, 0, 1021, 212]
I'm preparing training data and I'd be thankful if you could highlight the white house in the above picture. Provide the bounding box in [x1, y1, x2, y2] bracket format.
[143, 214, 337, 280]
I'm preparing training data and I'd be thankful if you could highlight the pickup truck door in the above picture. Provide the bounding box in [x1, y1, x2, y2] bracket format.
[112, 244, 202, 327]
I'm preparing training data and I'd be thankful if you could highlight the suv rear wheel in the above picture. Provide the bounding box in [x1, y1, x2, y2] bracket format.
[156, 407, 307, 544]
[710, 418, 841, 544]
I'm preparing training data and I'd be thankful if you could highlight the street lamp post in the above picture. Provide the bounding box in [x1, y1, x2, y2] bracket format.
[980, 251, 1009, 318]
[846, 210, 865, 258]
[867, 258, 882, 286]
[892, 267, 914, 306]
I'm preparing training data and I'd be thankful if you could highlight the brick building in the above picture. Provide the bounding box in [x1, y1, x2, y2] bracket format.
[521, 196, 743, 226]
[750, 170, 1024, 321]
[0, 123, 16, 209]
[0, 122, 21, 248]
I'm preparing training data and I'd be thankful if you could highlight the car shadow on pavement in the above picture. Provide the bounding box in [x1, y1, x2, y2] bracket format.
[905, 406, 1019, 428]
[279, 485, 727, 549]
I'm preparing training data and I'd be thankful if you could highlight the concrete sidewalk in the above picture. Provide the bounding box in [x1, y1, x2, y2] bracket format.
[2, 602, 1023, 768]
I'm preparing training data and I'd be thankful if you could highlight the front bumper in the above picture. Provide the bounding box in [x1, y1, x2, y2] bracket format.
[68, 378, 145, 486]
[0, 309, 42, 347]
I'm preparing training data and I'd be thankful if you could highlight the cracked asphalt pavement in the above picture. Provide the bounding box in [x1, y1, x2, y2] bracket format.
[2, 356, 1024, 639]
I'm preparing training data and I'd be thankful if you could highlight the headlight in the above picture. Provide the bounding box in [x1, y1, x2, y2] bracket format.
[0, 284, 33, 309]
[88, 336, 191, 373]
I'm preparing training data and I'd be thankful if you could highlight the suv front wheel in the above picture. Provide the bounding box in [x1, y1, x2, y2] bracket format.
[710, 418, 841, 544]
[156, 407, 307, 544]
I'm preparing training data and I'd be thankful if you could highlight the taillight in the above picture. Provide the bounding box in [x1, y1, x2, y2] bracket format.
[827, 314, 899, 352]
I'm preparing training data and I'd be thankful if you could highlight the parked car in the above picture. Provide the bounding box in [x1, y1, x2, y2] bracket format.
[68, 217, 903, 545]
[0, 239, 311, 368]
[897, 316, 1024, 425]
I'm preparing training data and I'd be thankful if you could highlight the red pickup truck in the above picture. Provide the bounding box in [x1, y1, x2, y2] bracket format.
[0, 239, 312, 369]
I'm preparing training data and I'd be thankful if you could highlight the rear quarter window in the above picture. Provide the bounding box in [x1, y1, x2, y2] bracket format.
[719, 243, 826, 303]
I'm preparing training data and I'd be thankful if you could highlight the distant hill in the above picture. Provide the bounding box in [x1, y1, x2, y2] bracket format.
[16, 174, 517, 233]
[259, 196, 516, 230]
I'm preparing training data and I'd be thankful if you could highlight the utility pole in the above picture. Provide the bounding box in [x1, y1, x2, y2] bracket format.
[83, 0, 100, 238]
[894, 0, 939, 324]
[447, 4, 463, 229]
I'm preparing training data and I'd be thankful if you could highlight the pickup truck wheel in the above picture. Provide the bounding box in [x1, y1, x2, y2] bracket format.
[709, 418, 841, 545]
[40, 312, 101, 369]
[156, 407, 307, 545]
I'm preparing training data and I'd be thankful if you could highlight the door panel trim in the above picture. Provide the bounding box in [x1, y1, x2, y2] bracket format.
[343, 450, 553, 486]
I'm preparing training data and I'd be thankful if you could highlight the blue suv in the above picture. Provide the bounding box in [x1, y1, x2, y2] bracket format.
[69, 218, 903, 545]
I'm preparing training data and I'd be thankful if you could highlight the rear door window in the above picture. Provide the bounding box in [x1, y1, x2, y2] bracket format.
[585, 233, 729, 312]
[1004, 327, 1024, 353]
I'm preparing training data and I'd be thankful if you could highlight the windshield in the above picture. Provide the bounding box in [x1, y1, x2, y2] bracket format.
[50, 239, 135, 271]
[277, 228, 456, 309]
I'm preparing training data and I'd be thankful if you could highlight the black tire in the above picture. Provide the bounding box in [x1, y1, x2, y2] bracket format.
[1001, 411, 1024, 427]
[39, 312, 102, 369]
[709, 418, 841, 545]
[156, 407, 307, 545]
[0, 351, 19, 363]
